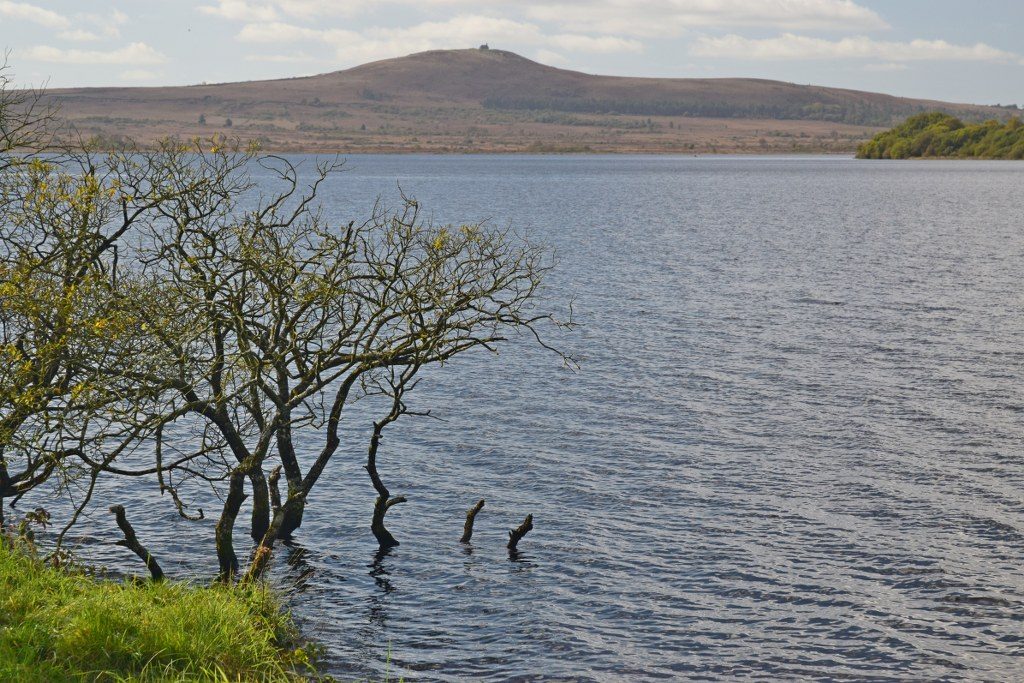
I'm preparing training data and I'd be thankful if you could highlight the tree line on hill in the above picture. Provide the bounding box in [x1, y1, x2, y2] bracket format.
[856, 112, 1024, 159]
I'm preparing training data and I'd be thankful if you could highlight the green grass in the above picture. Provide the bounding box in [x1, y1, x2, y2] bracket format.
[0, 540, 318, 682]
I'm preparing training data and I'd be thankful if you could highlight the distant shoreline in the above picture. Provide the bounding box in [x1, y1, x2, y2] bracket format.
[53, 139, 866, 155]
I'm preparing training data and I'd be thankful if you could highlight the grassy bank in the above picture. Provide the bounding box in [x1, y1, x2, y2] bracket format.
[0, 541, 318, 682]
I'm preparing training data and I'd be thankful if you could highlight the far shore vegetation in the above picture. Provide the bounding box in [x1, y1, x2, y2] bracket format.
[856, 112, 1024, 159]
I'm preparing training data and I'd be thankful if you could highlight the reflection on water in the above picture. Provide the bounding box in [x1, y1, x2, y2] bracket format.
[367, 548, 397, 634]
[30, 156, 1024, 681]
[282, 542, 316, 592]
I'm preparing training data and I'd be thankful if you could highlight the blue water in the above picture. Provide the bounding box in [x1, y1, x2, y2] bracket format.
[53, 156, 1024, 680]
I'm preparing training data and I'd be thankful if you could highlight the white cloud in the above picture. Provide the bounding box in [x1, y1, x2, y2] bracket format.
[23, 42, 167, 65]
[201, 0, 503, 21]
[526, 0, 888, 37]
[269, 0, 367, 18]
[199, 0, 399, 21]
[244, 51, 319, 62]
[864, 62, 908, 72]
[199, 0, 279, 22]
[58, 29, 102, 42]
[203, 0, 888, 31]
[203, 0, 888, 34]
[237, 14, 641, 64]
[0, 1, 70, 28]
[58, 10, 130, 41]
[548, 33, 641, 54]
[534, 48, 568, 65]
[691, 33, 1023, 64]
[237, 21, 321, 42]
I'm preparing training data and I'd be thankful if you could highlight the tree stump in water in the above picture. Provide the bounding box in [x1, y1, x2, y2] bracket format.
[507, 514, 533, 551]
[371, 494, 407, 549]
[460, 499, 485, 543]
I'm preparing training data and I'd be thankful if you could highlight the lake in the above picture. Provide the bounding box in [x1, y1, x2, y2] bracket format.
[65, 155, 1024, 680]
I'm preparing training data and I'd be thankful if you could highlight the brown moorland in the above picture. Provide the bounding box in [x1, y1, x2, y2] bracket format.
[44, 48, 1016, 154]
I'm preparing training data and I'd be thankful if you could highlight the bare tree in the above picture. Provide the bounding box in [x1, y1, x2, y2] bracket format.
[115, 152, 573, 579]
[2, 63, 572, 578]
[0, 58, 55, 172]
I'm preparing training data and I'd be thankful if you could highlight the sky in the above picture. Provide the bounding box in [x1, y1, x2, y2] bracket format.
[2, 1, 1022, 105]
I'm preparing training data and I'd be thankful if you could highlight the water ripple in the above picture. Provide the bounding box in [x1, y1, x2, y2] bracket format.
[34, 156, 1024, 681]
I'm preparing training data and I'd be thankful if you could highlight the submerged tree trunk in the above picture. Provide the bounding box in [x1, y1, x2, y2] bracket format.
[507, 514, 534, 551]
[215, 470, 247, 581]
[249, 469, 270, 541]
[268, 465, 282, 512]
[460, 499, 485, 543]
[279, 375, 361, 542]
[244, 492, 305, 583]
[366, 419, 405, 549]
[371, 494, 406, 549]
[276, 485, 305, 539]
[275, 424, 306, 539]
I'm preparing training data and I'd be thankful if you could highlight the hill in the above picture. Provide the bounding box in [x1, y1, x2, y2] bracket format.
[45, 48, 1016, 154]
[857, 112, 1024, 159]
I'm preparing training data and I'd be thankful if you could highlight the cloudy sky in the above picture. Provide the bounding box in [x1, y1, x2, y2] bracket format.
[3, 1, 1022, 104]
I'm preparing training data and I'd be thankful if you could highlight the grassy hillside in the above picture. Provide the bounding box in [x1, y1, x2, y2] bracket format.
[856, 112, 1024, 159]
[44, 48, 1014, 154]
